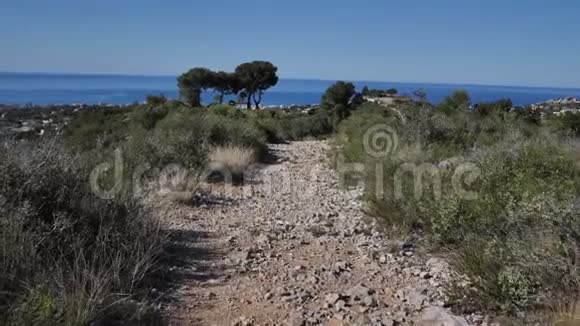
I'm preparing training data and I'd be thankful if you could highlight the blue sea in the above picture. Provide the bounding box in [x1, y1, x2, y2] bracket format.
[1, 72, 580, 107]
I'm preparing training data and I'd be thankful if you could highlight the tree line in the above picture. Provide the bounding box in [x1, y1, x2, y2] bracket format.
[361, 86, 398, 97]
[177, 61, 279, 109]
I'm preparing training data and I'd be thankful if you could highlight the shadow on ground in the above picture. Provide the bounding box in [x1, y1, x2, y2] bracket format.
[261, 148, 287, 165]
[149, 215, 229, 325]
[157, 228, 225, 291]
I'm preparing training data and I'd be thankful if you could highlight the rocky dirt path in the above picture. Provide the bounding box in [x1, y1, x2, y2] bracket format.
[161, 140, 474, 326]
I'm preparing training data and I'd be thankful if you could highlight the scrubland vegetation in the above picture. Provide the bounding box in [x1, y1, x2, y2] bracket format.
[0, 60, 329, 324]
[333, 88, 580, 320]
[0, 96, 332, 325]
[0, 140, 164, 325]
[3, 72, 580, 324]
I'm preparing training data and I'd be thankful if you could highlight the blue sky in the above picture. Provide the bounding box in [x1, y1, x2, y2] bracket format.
[1, 0, 579, 87]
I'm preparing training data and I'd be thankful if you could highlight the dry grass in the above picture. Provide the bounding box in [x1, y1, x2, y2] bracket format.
[208, 145, 257, 178]
[157, 163, 201, 202]
[544, 301, 580, 325]
[0, 140, 166, 325]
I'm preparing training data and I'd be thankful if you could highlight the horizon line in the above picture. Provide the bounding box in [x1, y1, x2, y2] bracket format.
[1, 71, 580, 91]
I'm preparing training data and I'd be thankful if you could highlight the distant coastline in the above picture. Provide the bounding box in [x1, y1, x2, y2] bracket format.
[2, 72, 580, 107]
[3, 71, 580, 91]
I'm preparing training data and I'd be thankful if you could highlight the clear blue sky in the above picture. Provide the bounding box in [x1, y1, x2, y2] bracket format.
[1, 0, 579, 87]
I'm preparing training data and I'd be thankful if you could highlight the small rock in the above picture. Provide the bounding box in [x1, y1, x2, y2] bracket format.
[335, 300, 346, 311]
[335, 261, 351, 272]
[307, 275, 319, 284]
[362, 295, 378, 308]
[379, 254, 388, 264]
[231, 249, 252, 263]
[383, 319, 396, 326]
[354, 314, 372, 325]
[256, 233, 270, 244]
[420, 306, 469, 326]
[235, 316, 255, 326]
[206, 278, 222, 285]
[347, 284, 375, 301]
[397, 286, 427, 311]
[289, 312, 305, 326]
[325, 293, 341, 305]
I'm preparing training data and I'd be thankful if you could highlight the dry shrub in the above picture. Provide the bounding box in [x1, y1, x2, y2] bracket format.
[208, 145, 257, 178]
[0, 139, 165, 325]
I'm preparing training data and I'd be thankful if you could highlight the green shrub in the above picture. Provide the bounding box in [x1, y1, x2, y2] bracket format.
[64, 102, 333, 198]
[551, 112, 580, 136]
[321, 81, 357, 124]
[335, 90, 580, 316]
[253, 109, 333, 142]
[426, 138, 580, 313]
[8, 288, 63, 325]
[333, 103, 396, 162]
[207, 104, 242, 118]
[436, 89, 471, 115]
[431, 138, 580, 241]
[65, 108, 130, 151]
[145, 94, 168, 106]
[473, 99, 512, 117]
[449, 195, 580, 313]
[201, 113, 267, 155]
[130, 104, 169, 129]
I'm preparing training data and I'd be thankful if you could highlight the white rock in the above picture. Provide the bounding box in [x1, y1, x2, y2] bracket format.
[420, 306, 469, 326]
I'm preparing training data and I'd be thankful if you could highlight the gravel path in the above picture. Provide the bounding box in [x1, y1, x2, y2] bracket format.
[162, 140, 473, 326]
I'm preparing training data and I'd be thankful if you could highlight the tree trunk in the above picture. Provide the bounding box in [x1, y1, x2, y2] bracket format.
[189, 89, 201, 107]
[253, 90, 263, 109]
[247, 93, 252, 109]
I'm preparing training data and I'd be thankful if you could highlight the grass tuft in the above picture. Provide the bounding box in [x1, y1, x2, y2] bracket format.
[209, 145, 257, 179]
